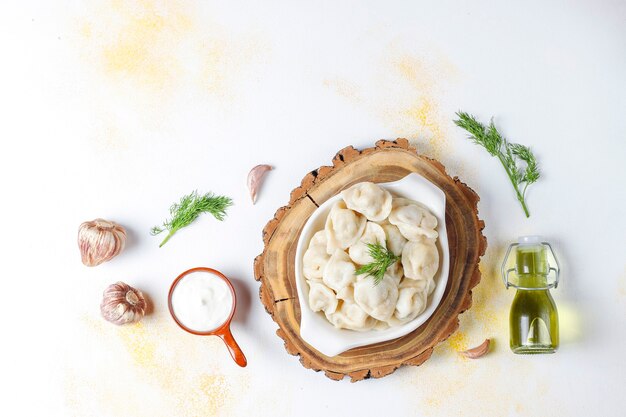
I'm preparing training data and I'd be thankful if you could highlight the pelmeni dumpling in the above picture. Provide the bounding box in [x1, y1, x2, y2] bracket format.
[303, 247, 329, 281]
[340, 182, 392, 222]
[326, 298, 377, 331]
[348, 222, 387, 265]
[386, 260, 404, 286]
[398, 276, 430, 292]
[388, 198, 438, 241]
[382, 223, 408, 256]
[353, 275, 399, 321]
[309, 229, 327, 248]
[374, 320, 390, 330]
[303, 231, 330, 280]
[336, 285, 353, 301]
[308, 281, 338, 315]
[391, 279, 428, 323]
[323, 249, 357, 292]
[426, 277, 436, 295]
[325, 201, 367, 253]
[401, 239, 439, 281]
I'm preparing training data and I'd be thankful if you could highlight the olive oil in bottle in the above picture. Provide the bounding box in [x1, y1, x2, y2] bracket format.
[502, 236, 561, 354]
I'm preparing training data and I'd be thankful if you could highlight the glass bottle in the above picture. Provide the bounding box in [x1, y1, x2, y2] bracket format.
[501, 236, 561, 354]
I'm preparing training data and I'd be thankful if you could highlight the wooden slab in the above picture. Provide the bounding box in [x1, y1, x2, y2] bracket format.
[253, 139, 486, 382]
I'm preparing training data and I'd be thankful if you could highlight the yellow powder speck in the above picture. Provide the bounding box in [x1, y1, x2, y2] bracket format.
[198, 36, 266, 101]
[387, 53, 450, 158]
[392, 53, 435, 93]
[98, 1, 187, 90]
[93, 118, 128, 151]
[71, 1, 268, 151]
[117, 322, 158, 370]
[413, 249, 505, 369]
[179, 374, 231, 417]
[324, 47, 455, 160]
[201, 43, 229, 94]
[454, 245, 511, 341]
[322, 77, 362, 103]
[424, 395, 442, 409]
[74, 0, 265, 100]
[406, 96, 432, 126]
[399, 96, 446, 155]
[79, 22, 92, 38]
[66, 313, 247, 416]
[408, 252, 503, 417]
[444, 329, 469, 352]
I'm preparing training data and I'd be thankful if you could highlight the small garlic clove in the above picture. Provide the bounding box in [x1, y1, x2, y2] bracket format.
[247, 164, 273, 204]
[78, 218, 126, 266]
[100, 282, 147, 325]
[459, 338, 491, 359]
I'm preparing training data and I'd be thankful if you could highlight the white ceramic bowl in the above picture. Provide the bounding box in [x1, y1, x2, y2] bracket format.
[295, 173, 449, 357]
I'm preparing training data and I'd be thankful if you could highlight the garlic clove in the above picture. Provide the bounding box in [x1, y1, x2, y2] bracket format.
[459, 338, 491, 359]
[78, 218, 126, 266]
[247, 164, 273, 204]
[100, 282, 147, 325]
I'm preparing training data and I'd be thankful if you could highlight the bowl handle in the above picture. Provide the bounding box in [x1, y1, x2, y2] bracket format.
[216, 326, 247, 367]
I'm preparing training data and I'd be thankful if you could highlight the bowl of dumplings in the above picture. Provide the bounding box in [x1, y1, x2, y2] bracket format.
[295, 173, 449, 356]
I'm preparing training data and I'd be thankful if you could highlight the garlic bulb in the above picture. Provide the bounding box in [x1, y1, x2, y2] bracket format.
[100, 282, 146, 325]
[78, 219, 126, 266]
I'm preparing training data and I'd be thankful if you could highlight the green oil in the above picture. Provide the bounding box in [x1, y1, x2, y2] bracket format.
[509, 244, 559, 354]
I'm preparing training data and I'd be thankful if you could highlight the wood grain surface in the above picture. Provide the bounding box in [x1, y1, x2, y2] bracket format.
[253, 139, 486, 382]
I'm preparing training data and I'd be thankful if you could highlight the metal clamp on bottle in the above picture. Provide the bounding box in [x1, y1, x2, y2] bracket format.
[501, 237, 560, 290]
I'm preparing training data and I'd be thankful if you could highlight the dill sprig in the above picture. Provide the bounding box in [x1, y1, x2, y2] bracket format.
[454, 112, 540, 217]
[151, 190, 233, 247]
[355, 243, 400, 286]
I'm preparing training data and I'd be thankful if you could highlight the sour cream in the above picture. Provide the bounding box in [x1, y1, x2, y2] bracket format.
[170, 271, 234, 332]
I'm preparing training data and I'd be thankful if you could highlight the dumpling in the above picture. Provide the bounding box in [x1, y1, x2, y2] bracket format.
[348, 222, 387, 265]
[340, 182, 392, 222]
[303, 231, 330, 280]
[307, 281, 338, 315]
[336, 285, 353, 301]
[382, 223, 407, 256]
[388, 198, 438, 241]
[337, 284, 355, 300]
[323, 249, 357, 292]
[385, 260, 404, 285]
[426, 277, 436, 295]
[374, 320, 390, 330]
[392, 279, 428, 323]
[326, 298, 377, 331]
[388, 199, 438, 241]
[353, 274, 399, 321]
[325, 201, 366, 253]
[401, 239, 439, 281]
[398, 276, 430, 292]
[309, 229, 327, 248]
[303, 247, 329, 281]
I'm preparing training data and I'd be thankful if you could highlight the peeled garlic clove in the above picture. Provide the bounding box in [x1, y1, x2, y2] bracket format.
[100, 282, 146, 325]
[459, 338, 491, 359]
[78, 219, 126, 266]
[247, 164, 273, 204]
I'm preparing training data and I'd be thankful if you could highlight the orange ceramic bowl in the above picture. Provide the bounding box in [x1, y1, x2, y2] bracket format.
[168, 267, 247, 367]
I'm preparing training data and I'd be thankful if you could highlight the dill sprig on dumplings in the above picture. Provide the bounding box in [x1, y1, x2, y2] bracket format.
[151, 190, 233, 247]
[454, 111, 540, 217]
[355, 243, 400, 286]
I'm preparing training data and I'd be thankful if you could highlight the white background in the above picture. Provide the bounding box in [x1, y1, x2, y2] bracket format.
[1, 1, 625, 416]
